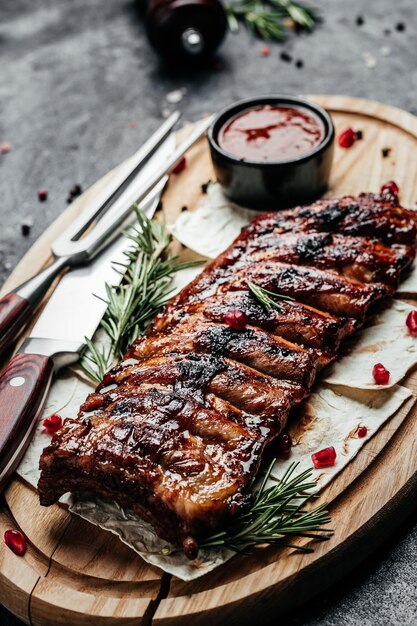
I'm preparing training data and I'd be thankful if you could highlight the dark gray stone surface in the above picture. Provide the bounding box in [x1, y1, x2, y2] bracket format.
[0, 0, 416, 624]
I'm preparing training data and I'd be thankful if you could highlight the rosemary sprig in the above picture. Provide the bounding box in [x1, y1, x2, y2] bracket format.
[247, 280, 294, 312]
[161, 462, 332, 557]
[199, 462, 332, 554]
[225, 0, 317, 41]
[81, 206, 202, 382]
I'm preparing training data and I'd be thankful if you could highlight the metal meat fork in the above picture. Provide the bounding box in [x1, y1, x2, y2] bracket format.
[0, 112, 213, 358]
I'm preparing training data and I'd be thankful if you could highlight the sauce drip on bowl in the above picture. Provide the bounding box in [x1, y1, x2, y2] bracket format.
[218, 104, 325, 162]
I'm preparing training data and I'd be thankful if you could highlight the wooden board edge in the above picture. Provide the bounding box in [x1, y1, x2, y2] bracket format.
[308, 94, 417, 137]
[1, 96, 417, 625]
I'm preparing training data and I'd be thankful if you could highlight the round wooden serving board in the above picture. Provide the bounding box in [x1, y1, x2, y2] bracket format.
[1, 96, 417, 626]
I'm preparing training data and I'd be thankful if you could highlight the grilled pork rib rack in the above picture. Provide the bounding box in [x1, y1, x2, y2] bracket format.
[39, 193, 417, 558]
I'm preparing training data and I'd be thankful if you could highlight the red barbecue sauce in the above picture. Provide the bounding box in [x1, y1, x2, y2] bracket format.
[218, 105, 325, 162]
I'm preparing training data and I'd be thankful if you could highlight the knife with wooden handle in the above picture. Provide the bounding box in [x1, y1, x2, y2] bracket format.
[0, 234, 130, 490]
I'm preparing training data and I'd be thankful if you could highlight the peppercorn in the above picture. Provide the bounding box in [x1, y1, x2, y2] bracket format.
[280, 51, 292, 63]
[21, 223, 31, 237]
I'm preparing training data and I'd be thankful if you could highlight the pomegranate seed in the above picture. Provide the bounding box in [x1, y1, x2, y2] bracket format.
[172, 156, 187, 175]
[311, 446, 336, 469]
[225, 310, 248, 331]
[275, 433, 292, 459]
[406, 310, 417, 336]
[38, 189, 48, 201]
[357, 426, 368, 438]
[381, 180, 399, 195]
[380, 181, 400, 203]
[42, 413, 63, 435]
[338, 128, 357, 148]
[372, 363, 390, 385]
[4, 530, 27, 556]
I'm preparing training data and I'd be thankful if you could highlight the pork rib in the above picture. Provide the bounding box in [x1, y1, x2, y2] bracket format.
[38, 193, 417, 558]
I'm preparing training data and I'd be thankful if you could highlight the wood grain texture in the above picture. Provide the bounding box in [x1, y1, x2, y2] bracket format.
[0, 353, 54, 489]
[1, 96, 417, 626]
[0, 293, 30, 357]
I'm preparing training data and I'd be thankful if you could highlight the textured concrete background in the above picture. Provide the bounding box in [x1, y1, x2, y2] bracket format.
[0, 0, 417, 624]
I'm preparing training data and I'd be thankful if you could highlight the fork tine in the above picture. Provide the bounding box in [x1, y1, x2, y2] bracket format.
[53, 111, 180, 246]
[53, 116, 213, 261]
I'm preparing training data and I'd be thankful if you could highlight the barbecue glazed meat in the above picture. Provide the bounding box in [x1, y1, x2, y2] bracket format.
[38, 193, 417, 559]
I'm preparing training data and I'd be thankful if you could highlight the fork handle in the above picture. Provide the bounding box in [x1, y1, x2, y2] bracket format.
[0, 256, 69, 358]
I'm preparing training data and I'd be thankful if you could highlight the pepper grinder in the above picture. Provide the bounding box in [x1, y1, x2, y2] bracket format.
[145, 0, 228, 61]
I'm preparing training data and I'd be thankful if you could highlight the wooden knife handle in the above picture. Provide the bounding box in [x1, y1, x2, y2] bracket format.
[0, 352, 54, 490]
[0, 293, 31, 357]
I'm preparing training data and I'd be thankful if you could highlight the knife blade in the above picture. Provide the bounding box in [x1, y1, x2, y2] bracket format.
[0, 203, 159, 490]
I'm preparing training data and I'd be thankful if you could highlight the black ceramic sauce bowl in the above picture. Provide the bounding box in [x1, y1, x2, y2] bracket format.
[208, 95, 335, 211]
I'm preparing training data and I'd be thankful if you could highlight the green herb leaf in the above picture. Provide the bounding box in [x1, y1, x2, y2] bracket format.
[247, 280, 294, 312]
[81, 205, 203, 381]
[199, 462, 332, 553]
[225, 0, 317, 42]
[163, 462, 332, 556]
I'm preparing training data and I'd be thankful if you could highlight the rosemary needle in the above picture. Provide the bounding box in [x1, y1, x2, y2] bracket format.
[247, 280, 294, 312]
[163, 462, 332, 557]
[225, 0, 317, 42]
[81, 206, 203, 382]
[199, 462, 332, 554]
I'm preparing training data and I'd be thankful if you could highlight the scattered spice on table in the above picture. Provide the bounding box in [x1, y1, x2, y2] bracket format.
[381, 147, 391, 158]
[260, 45, 270, 57]
[362, 51, 377, 69]
[67, 183, 83, 204]
[38, 189, 48, 202]
[384, 28, 391, 36]
[356, 15, 364, 26]
[396, 22, 405, 32]
[295, 59, 304, 69]
[0, 142, 11, 154]
[380, 46, 391, 57]
[21, 222, 32, 237]
[201, 180, 212, 194]
[280, 51, 292, 62]
[128, 120, 137, 129]
[166, 88, 186, 104]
